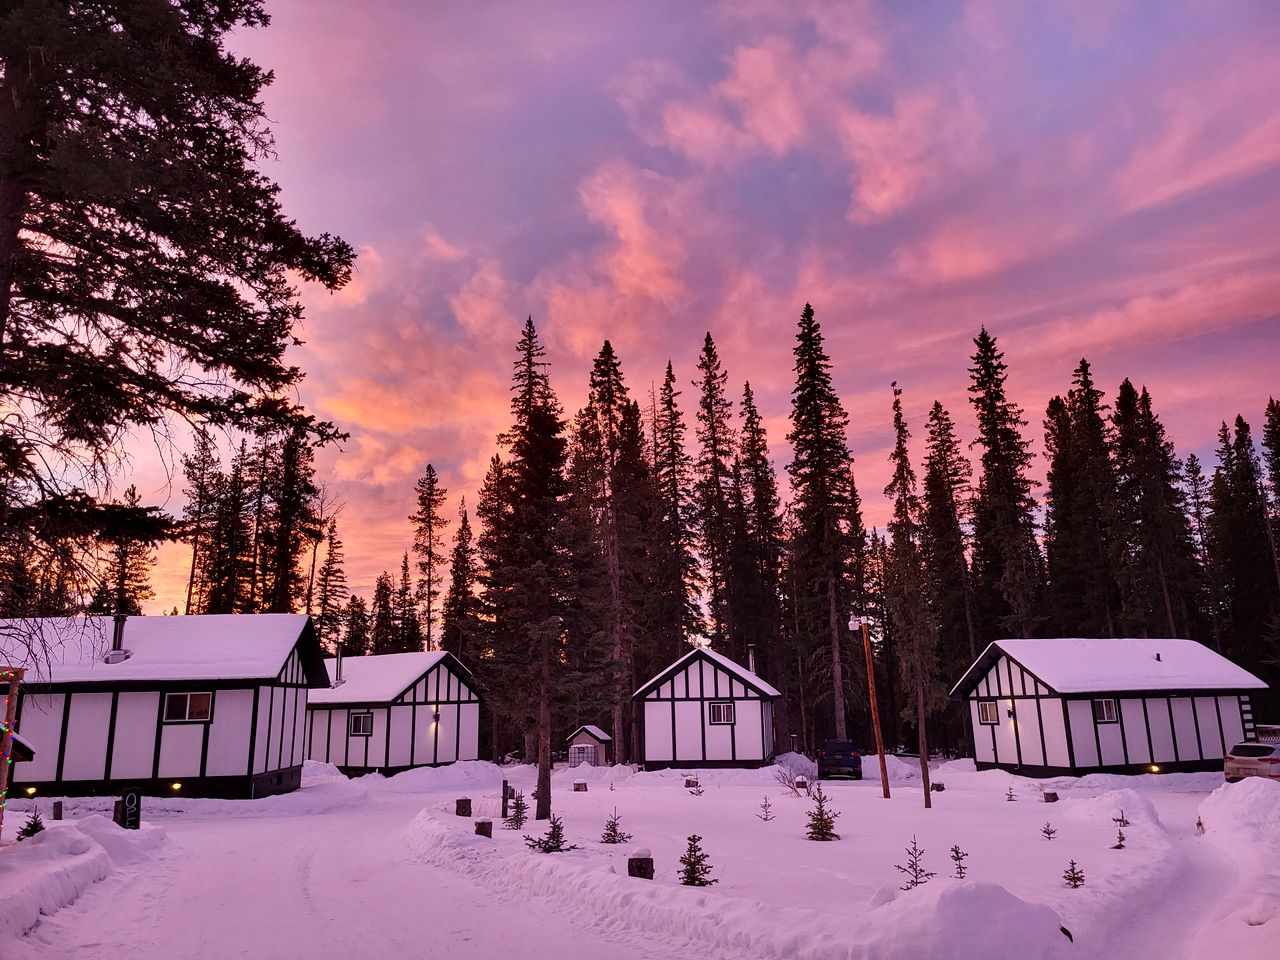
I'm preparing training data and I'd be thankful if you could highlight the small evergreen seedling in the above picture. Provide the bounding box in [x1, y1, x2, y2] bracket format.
[895, 836, 937, 890]
[949, 844, 969, 879]
[17, 809, 45, 841]
[1195, 816, 1205, 836]
[1063, 859, 1086, 888]
[504, 790, 529, 830]
[1112, 828, 1126, 850]
[687, 776, 705, 797]
[678, 834, 718, 886]
[524, 815, 580, 853]
[757, 795, 775, 822]
[1005, 786, 1016, 802]
[1041, 822, 1058, 841]
[600, 808, 633, 844]
[804, 783, 841, 841]
[1112, 809, 1130, 828]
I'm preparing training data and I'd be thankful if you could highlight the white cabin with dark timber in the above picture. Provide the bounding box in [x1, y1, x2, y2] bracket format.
[633, 646, 780, 771]
[951, 638, 1268, 776]
[2, 614, 327, 799]
[566, 725, 611, 767]
[305, 651, 481, 775]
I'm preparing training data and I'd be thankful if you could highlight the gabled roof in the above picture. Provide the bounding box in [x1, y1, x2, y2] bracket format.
[10, 730, 35, 762]
[950, 638, 1267, 698]
[566, 724, 611, 743]
[632, 644, 782, 700]
[0, 615, 326, 686]
[309, 651, 471, 705]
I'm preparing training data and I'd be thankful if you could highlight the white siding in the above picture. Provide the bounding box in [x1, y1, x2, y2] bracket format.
[1098, 706, 1126, 766]
[734, 700, 766, 761]
[970, 701, 995, 763]
[459, 702, 480, 761]
[1170, 697, 1199, 761]
[1219, 696, 1245, 748]
[1194, 697, 1224, 758]
[436, 704, 459, 764]
[673, 701, 702, 762]
[1040, 698, 1070, 767]
[61, 692, 112, 781]
[389, 705, 413, 766]
[1015, 698, 1045, 766]
[157, 722, 203, 778]
[111, 692, 159, 779]
[644, 701, 673, 762]
[1121, 699, 1151, 765]
[412, 706, 435, 765]
[704, 702, 734, 761]
[1067, 700, 1099, 767]
[206, 689, 253, 777]
[18, 694, 64, 781]
[1148, 698, 1177, 764]
[992, 699, 1018, 763]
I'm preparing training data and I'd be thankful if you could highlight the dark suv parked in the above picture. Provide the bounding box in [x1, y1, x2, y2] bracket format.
[817, 740, 862, 779]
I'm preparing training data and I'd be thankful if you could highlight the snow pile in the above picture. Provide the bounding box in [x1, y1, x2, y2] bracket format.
[0, 817, 166, 941]
[406, 811, 1071, 959]
[1059, 789, 1164, 829]
[372, 760, 505, 794]
[866, 754, 923, 782]
[552, 763, 636, 786]
[775, 752, 816, 779]
[1197, 777, 1280, 845]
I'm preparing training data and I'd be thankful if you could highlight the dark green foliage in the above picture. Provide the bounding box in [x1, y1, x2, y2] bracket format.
[17, 809, 44, 840]
[1112, 810, 1130, 828]
[804, 783, 841, 840]
[600, 808, 633, 844]
[1112, 828, 1126, 849]
[409, 464, 449, 649]
[181, 428, 221, 614]
[895, 836, 936, 889]
[370, 572, 396, 655]
[1006, 786, 1016, 802]
[504, 791, 529, 830]
[314, 521, 348, 653]
[757, 795, 775, 821]
[524, 814, 579, 853]
[678, 834, 718, 885]
[342, 595, 371, 657]
[87, 485, 173, 615]
[950, 844, 968, 878]
[1063, 860, 1085, 888]
[1042, 822, 1057, 840]
[441, 501, 481, 660]
[395, 553, 423, 652]
[693, 333, 736, 655]
[687, 775, 705, 796]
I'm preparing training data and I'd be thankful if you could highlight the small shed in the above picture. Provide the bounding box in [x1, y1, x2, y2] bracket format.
[566, 725, 611, 767]
[305, 651, 481, 775]
[2, 614, 328, 798]
[951, 638, 1268, 776]
[633, 646, 780, 771]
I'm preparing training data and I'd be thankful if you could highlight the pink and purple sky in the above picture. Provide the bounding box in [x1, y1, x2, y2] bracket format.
[141, 0, 1280, 611]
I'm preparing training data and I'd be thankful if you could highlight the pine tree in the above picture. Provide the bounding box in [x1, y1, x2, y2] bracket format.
[895, 836, 936, 889]
[600, 808, 634, 844]
[395, 553, 423, 652]
[678, 835, 718, 885]
[504, 790, 529, 830]
[203, 441, 255, 614]
[968, 328, 1043, 640]
[17, 809, 44, 840]
[693, 333, 737, 656]
[1041, 822, 1057, 840]
[1185, 454, 1223, 650]
[315, 521, 348, 652]
[787, 304, 861, 740]
[441, 501, 481, 660]
[370, 572, 396, 655]
[884, 384, 942, 806]
[89, 486, 170, 615]
[1112, 828, 1126, 849]
[342, 595, 371, 657]
[181, 428, 221, 615]
[1063, 860, 1085, 888]
[260, 425, 320, 613]
[735, 382, 784, 685]
[409, 463, 449, 649]
[525, 814, 579, 853]
[950, 844, 969, 878]
[757, 795, 775, 821]
[804, 783, 841, 840]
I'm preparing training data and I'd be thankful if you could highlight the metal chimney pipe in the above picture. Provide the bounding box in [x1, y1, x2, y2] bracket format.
[111, 614, 127, 652]
[335, 640, 344, 685]
[747, 643, 757, 674]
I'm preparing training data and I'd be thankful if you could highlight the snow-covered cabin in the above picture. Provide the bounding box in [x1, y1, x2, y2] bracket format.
[633, 646, 780, 771]
[566, 725, 611, 767]
[305, 651, 481, 775]
[951, 638, 1268, 776]
[2, 614, 327, 798]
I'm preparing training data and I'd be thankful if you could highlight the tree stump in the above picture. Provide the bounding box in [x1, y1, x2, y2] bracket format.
[475, 819, 493, 838]
[456, 797, 472, 817]
[628, 849, 654, 880]
[1043, 791, 1059, 803]
[501, 780, 510, 819]
[573, 780, 588, 792]
[53, 800, 64, 821]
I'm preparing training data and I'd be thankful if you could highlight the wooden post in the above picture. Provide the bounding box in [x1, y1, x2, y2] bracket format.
[455, 797, 472, 817]
[474, 819, 493, 838]
[628, 849, 654, 879]
[0, 666, 24, 843]
[859, 619, 891, 799]
[501, 780, 509, 819]
[573, 780, 588, 792]
[53, 800, 64, 821]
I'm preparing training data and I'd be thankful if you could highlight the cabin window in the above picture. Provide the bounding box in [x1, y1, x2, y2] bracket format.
[349, 712, 374, 737]
[977, 700, 999, 725]
[163, 692, 212, 723]
[1092, 699, 1119, 723]
[708, 702, 735, 725]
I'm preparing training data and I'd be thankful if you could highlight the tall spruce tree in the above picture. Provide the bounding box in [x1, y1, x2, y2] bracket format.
[315, 520, 348, 652]
[409, 464, 449, 649]
[1184, 453, 1222, 649]
[181, 428, 220, 615]
[89, 486, 172, 615]
[441, 500, 481, 660]
[693, 333, 737, 657]
[967, 328, 1043, 640]
[786, 304, 860, 740]
[920, 401, 976, 668]
[260, 425, 319, 613]
[735, 383, 784, 684]
[203, 441, 255, 614]
[342, 595, 371, 657]
[395, 553, 423, 652]
[370, 572, 396, 655]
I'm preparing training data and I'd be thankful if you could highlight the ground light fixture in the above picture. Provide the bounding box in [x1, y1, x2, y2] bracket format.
[1148, 765, 1161, 773]
[25, 786, 36, 796]
[171, 782, 182, 791]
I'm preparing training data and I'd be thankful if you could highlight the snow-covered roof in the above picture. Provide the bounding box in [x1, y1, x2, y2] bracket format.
[633, 644, 782, 699]
[0, 615, 320, 685]
[309, 651, 468, 704]
[566, 724, 611, 743]
[10, 730, 35, 762]
[951, 638, 1267, 697]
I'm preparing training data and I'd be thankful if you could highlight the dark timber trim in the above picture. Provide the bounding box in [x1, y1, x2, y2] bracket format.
[54, 692, 73, 782]
[103, 691, 120, 779]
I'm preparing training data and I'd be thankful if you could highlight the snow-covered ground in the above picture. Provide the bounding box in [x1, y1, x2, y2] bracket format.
[3, 757, 1277, 959]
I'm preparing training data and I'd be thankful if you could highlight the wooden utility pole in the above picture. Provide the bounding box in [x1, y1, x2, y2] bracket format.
[856, 618, 890, 799]
[0, 666, 25, 843]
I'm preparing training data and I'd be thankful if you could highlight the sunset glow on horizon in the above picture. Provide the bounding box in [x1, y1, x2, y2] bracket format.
[137, 0, 1280, 611]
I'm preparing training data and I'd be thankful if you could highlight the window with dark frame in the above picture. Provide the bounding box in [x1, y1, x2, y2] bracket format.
[349, 712, 374, 737]
[163, 692, 212, 723]
[1092, 699, 1118, 723]
[977, 700, 999, 725]
[708, 701, 735, 725]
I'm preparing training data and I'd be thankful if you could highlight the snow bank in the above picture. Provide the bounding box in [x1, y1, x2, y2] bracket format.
[405, 811, 1071, 959]
[371, 760, 505, 794]
[0, 817, 166, 941]
[933, 758, 1221, 796]
[552, 763, 636, 786]
[1059, 789, 1164, 829]
[1197, 778, 1280, 844]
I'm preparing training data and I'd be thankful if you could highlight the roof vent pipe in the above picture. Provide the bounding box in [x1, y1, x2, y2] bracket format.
[1155, 652, 1162, 662]
[747, 643, 757, 674]
[111, 613, 127, 652]
[335, 640, 344, 686]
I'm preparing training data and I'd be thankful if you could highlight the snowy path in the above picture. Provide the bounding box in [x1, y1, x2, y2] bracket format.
[12, 796, 715, 960]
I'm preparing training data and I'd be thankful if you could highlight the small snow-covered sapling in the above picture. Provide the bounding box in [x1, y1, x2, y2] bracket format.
[687, 776, 705, 797]
[1063, 859, 1086, 888]
[1041, 822, 1058, 841]
[600, 808, 633, 844]
[804, 783, 841, 841]
[524, 815, 580, 853]
[895, 836, 937, 890]
[504, 790, 529, 830]
[679, 834, 718, 886]
[949, 844, 969, 879]
[1006, 786, 1017, 802]
[1112, 828, 1126, 850]
[1196, 816, 1206, 836]
[1112, 809, 1130, 828]
[757, 795, 775, 822]
[17, 809, 45, 841]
